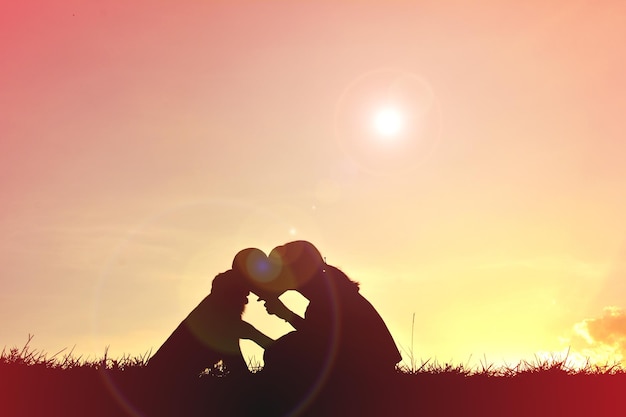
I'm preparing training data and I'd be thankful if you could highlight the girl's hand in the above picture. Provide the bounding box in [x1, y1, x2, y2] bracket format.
[264, 297, 291, 321]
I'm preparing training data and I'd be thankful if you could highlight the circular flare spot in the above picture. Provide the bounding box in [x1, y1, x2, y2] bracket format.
[334, 68, 442, 175]
[374, 107, 403, 137]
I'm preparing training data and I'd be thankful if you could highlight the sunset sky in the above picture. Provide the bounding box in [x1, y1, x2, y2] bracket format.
[2, 1, 626, 369]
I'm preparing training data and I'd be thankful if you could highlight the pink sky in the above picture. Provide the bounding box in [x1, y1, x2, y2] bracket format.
[2, 1, 626, 368]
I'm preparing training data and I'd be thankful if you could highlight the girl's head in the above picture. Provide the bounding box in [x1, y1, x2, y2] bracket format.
[269, 240, 326, 293]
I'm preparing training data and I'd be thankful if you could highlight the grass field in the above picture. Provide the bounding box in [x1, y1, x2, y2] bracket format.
[2, 337, 625, 417]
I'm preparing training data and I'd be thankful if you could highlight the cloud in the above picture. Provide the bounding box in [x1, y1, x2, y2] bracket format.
[567, 307, 626, 365]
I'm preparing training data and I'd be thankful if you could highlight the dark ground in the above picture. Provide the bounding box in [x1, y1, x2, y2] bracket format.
[1, 361, 625, 417]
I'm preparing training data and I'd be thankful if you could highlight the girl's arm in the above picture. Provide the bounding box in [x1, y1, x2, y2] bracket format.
[263, 297, 305, 330]
[240, 321, 274, 349]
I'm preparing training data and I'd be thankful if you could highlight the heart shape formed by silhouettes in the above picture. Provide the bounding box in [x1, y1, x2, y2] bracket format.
[232, 248, 284, 298]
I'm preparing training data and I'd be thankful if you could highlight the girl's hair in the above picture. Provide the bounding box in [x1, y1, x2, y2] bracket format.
[324, 264, 360, 293]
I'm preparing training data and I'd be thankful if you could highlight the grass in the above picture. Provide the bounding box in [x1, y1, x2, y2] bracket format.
[397, 351, 624, 377]
[0, 334, 151, 371]
[2, 335, 626, 417]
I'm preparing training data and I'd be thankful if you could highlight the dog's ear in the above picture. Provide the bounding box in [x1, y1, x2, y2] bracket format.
[233, 248, 267, 276]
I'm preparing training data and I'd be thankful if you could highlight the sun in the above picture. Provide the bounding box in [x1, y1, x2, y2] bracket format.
[373, 107, 403, 137]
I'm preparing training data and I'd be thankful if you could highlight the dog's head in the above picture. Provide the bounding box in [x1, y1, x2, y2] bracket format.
[210, 270, 250, 314]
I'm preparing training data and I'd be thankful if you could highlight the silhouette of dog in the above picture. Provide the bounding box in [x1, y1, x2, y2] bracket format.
[148, 269, 272, 381]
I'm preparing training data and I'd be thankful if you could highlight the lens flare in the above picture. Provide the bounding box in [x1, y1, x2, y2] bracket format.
[334, 68, 442, 175]
[373, 107, 402, 137]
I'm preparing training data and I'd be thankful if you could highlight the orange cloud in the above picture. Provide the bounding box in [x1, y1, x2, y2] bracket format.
[569, 307, 626, 366]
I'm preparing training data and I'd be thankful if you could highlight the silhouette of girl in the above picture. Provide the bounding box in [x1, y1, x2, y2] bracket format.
[261, 241, 401, 382]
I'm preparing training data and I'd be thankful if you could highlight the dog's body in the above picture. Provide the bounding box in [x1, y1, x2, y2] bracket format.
[148, 294, 250, 379]
[148, 271, 264, 380]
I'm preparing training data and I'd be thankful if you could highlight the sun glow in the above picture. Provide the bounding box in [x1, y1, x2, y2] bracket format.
[373, 107, 403, 137]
